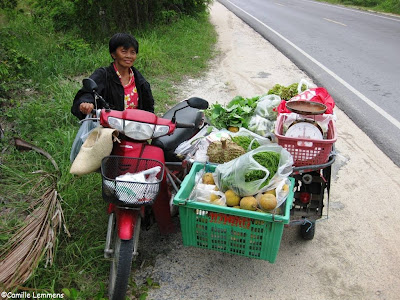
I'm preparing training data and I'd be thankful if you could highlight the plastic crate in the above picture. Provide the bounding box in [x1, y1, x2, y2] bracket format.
[173, 162, 294, 263]
[274, 114, 337, 166]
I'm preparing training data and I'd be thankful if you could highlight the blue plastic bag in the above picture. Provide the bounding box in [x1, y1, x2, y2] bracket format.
[70, 115, 99, 163]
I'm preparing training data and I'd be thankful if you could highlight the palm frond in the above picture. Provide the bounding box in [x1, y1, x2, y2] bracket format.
[0, 139, 70, 291]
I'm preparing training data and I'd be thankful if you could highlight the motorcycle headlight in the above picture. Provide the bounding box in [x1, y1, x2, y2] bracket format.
[153, 125, 170, 138]
[108, 117, 124, 132]
[107, 117, 170, 140]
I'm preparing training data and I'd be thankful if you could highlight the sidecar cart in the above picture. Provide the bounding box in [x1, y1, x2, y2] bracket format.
[173, 162, 295, 263]
[288, 154, 335, 240]
[273, 104, 337, 240]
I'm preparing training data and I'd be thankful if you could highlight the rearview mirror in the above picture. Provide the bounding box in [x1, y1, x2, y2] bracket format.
[187, 97, 209, 110]
[82, 78, 98, 92]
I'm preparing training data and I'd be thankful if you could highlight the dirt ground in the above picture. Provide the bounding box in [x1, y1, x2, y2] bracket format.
[134, 2, 400, 299]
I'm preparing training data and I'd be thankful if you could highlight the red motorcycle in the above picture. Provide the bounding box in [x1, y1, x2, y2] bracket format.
[80, 78, 208, 299]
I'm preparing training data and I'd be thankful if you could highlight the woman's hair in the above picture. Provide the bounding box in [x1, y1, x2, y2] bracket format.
[109, 33, 139, 55]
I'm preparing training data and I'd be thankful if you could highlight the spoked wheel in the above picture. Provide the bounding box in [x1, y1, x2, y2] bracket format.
[108, 214, 141, 300]
[300, 220, 316, 240]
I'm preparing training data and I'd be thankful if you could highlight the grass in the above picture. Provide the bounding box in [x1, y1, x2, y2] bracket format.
[0, 6, 216, 299]
[316, 0, 400, 15]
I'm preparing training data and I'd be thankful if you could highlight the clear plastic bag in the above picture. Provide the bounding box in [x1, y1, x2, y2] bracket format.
[214, 144, 293, 196]
[190, 169, 226, 205]
[254, 94, 282, 120]
[192, 183, 226, 205]
[229, 127, 272, 151]
[70, 115, 99, 163]
[174, 125, 211, 159]
[248, 115, 275, 137]
[104, 166, 162, 201]
[255, 177, 291, 211]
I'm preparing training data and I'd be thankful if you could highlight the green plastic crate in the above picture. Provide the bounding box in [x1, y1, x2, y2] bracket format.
[173, 162, 294, 263]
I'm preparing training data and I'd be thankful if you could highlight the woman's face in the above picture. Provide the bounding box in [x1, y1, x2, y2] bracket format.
[112, 46, 137, 69]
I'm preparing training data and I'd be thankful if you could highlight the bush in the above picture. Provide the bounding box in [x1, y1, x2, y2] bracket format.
[30, 0, 75, 31]
[0, 0, 17, 10]
[0, 30, 36, 99]
[29, 0, 212, 39]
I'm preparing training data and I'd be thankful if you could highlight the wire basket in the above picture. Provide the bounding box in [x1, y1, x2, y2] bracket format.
[274, 114, 336, 166]
[101, 156, 164, 206]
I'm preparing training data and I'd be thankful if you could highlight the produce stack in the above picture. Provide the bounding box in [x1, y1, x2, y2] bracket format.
[205, 82, 306, 135]
[173, 80, 335, 262]
[187, 82, 306, 213]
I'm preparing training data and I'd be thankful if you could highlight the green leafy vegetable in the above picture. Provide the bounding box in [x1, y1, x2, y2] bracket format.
[244, 151, 280, 187]
[231, 136, 260, 151]
[205, 95, 261, 129]
[267, 83, 307, 100]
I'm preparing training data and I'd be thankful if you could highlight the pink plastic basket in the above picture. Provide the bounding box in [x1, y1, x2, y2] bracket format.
[274, 114, 336, 167]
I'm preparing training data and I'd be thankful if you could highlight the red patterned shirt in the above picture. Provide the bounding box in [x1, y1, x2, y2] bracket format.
[113, 64, 139, 109]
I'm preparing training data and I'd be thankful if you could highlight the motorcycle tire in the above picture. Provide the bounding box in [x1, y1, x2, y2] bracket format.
[108, 215, 141, 300]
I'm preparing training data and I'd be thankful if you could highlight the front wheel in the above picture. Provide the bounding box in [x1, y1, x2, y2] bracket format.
[108, 215, 141, 300]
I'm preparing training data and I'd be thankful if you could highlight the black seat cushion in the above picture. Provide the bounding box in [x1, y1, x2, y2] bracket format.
[152, 101, 204, 156]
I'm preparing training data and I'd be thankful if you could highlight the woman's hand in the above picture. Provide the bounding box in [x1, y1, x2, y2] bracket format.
[79, 102, 95, 114]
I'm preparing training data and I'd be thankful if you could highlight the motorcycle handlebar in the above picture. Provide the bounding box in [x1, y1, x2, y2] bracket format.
[175, 122, 195, 128]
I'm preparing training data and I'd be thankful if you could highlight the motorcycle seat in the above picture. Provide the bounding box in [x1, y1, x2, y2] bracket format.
[152, 101, 204, 159]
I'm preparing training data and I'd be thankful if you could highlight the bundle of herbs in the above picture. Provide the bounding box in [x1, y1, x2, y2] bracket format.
[245, 151, 280, 188]
[215, 148, 282, 196]
[205, 95, 261, 129]
[231, 135, 260, 151]
[267, 83, 307, 100]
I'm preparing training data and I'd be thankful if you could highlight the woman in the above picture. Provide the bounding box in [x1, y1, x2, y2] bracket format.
[71, 33, 155, 120]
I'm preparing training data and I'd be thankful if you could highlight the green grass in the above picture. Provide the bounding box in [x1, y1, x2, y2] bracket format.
[317, 0, 400, 15]
[0, 7, 216, 299]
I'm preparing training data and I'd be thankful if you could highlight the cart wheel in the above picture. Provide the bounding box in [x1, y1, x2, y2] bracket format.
[300, 220, 315, 240]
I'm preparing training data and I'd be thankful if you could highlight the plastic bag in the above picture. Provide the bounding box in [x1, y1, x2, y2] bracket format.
[254, 94, 282, 120]
[255, 177, 291, 212]
[174, 125, 212, 159]
[248, 115, 275, 137]
[229, 128, 272, 151]
[214, 144, 293, 196]
[116, 166, 162, 183]
[70, 115, 99, 163]
[192, 183, 226, 206]
[104, 166, 162, 201]
[190, 169, 226, 205]
[192, 138, 210, 162]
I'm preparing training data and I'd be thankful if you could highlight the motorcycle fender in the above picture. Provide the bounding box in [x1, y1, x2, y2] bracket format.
[116, 209, 139, 240]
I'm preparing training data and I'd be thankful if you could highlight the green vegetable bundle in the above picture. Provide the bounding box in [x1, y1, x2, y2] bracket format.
[205, 95, 261, 129]
[214, 144, 291, 197]
[245, 151, 280, 188]
[231, 136, 260, 151]
[267, 83, 307, 100]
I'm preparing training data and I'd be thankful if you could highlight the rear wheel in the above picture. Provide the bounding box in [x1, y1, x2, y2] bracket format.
[108, 215, 141, 300]
[300, 220, 315, 240]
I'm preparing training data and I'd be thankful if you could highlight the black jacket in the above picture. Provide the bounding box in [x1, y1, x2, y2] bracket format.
[71, 64, 155, 120]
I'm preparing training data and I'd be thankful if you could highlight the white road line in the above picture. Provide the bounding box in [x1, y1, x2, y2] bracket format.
[323, 17, 347, 26]
[301, 0, 400, 22]
[275, 3, 285, 6]
[224, 0, 400, 130]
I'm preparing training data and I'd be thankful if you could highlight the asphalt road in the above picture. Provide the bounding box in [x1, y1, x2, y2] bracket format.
[135, 3, 400, 299]
[218, 0, 400, 166]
